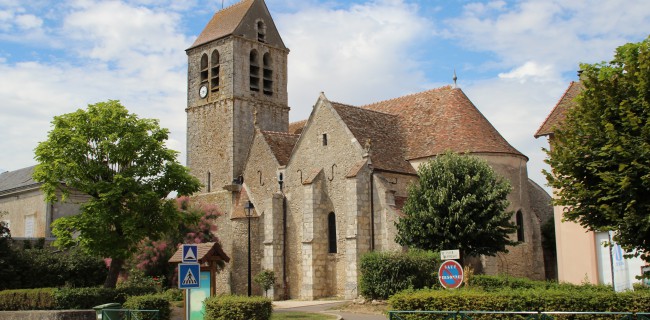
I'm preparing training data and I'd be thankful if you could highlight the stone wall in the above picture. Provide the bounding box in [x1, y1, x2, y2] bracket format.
[0, 189, 46, 238]
[0, 310, 94, 320]
[282, 98, 367, 298]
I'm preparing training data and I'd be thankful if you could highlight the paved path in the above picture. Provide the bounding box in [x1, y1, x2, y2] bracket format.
[273, 300, 388, 320]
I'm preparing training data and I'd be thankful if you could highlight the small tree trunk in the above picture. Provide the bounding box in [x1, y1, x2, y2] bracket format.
[104, 257, 124, 288]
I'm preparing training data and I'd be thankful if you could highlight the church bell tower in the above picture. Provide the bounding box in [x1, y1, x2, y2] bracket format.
[186, 0, 289, 193]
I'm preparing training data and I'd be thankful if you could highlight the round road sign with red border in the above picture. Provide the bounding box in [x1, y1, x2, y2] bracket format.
[438, 260, 463, 289]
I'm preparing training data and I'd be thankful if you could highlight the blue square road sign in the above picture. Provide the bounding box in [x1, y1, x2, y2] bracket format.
[178, 263, 200, 289]
[182, 244, 198, 263]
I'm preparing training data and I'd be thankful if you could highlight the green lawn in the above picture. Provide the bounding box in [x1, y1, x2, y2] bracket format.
[271, 311, 338, 319]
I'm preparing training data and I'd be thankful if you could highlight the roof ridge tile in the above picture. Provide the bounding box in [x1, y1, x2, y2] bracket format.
[260, 130, 299, 137]
[361, 85, 453, 109]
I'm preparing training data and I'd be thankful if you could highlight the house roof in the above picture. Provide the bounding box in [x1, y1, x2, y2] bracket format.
[168, 242, 230, 263]
[535, 81, 583, 138]
[288, 120, 307, 135]
[363, 86, 526, 160]
[260, 130, 299, 166]
[188, 0, 255, 50]
[331, 102, 416, 174]
[0, 166, 39, 195]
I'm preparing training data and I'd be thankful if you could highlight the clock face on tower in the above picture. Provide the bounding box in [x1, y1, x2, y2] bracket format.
[199, 85, 208, 99]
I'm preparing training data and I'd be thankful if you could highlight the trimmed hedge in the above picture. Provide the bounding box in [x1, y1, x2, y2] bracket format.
[359, 250, 439, 299]
[389, 288, 650, 319]
[0, 286, 159, 311]
[123, 294, 171, 320]
[468, 274, 613, 292]
[0, 288, 56, 311]
[53, 286, 157, 309]
[0, 248, 106, 290]
[204, 295, 272, 320]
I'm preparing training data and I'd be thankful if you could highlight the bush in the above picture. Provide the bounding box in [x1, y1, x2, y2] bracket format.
[161, 288, 184, 302]
[0, 288, 56, 311]
[204, 295, 272, 320]
[118, 268, 164, 292]
[389, 288, 650, 319]
[53, 286, 157, 309]
[359, 250, 439, 299]
[123, 293, 171, 320]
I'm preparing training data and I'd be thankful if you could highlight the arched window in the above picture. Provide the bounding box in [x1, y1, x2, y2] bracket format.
[210, 50, 220, 92]
[516, 210, 525, 242]
[328, 212, 337, 253]
[262, 53, 273, 95]
[200, 53, 208, 83]
[249, 50, 260, 92]
[257, 20, 266, 42]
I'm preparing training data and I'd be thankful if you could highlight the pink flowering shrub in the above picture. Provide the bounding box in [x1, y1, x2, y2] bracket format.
[125, 197, 222, 287]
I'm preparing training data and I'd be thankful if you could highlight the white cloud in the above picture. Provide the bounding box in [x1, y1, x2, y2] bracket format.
[15, 14, 42, 29]
[276, 0, 434, 120]
[498, 61, 555, 83]
[0, 1, 192, 171]
[448, 0, 650, 71]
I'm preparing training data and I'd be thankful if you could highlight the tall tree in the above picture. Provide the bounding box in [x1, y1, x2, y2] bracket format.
[34, 100, 201, 288]
[545, 36, 650, 262]
[395, 152, 517, 262]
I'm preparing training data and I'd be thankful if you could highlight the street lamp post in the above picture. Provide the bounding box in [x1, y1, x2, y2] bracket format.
[244, 200, 254, 296]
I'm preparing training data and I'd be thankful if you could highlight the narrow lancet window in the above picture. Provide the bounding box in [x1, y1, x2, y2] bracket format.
[200, 54, 209, 83]
[516, 210, 525, 242]
[263, 53, 273, 95]
[328, 212, 337, 253]
[249, 50, 260, 92]
[210, 50, 220, 92]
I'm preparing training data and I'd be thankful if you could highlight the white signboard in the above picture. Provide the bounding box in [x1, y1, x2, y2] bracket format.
[440, 249, 460, 260]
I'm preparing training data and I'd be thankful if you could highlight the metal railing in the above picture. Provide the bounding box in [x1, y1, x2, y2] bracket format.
[101, 309, 160, 320]
[388, 311, 650, 320]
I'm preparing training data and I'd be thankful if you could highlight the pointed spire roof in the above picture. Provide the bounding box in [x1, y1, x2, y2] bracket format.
[362, 86, 526, 160]
[535, 81, 583, 138]
[189, 0, 255, 50]
[188, 0, 286, 50]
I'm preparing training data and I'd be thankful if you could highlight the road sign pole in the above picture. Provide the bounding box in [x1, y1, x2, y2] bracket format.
[186, 289, 190, 320]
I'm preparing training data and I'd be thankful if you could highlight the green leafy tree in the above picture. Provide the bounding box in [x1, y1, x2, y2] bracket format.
[253, 270, 276, 297]
[395, 152, 517, 263]
[545, 36, 650, 262]
[33, 100, 201, 288]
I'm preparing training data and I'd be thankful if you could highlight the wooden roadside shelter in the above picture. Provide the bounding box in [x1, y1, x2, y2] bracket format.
[169, 242, 230, 296]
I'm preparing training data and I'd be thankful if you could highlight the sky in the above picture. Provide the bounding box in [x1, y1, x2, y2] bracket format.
[0, 0, 649, 193]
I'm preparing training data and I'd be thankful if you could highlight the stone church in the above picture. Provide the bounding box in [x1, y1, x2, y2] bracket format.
[186, 0, 553, 299]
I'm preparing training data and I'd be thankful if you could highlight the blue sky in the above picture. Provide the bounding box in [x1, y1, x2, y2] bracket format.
[1, 0, 649, 192]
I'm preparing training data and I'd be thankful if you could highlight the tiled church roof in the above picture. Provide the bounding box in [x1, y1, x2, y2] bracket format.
[188, 0, 255, 50]
[288, 120, 307, 135]
[363, 86, 525, 160]
[535, 81, 583, 138]
[261, 131, 299, 166]
[331, 103, 416, 174]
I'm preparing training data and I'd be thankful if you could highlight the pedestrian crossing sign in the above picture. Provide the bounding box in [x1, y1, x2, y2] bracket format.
[182, 244, 198, 263]
[178, 263, 200, 289]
